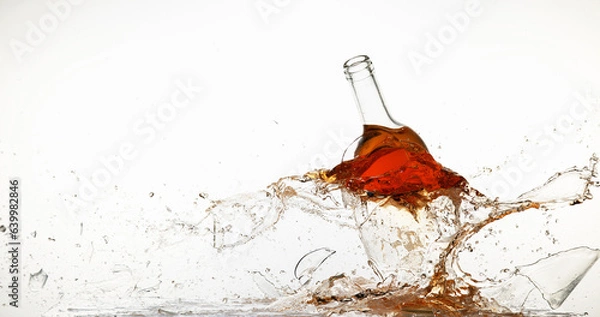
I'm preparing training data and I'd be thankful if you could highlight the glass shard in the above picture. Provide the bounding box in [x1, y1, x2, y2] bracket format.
[516, 247, 600, 310]
[29, 269, 49, 291]
[294, 247, 337, 286]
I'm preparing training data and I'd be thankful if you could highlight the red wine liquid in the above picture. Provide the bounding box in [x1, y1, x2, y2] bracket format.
[325, 124, 466, 202]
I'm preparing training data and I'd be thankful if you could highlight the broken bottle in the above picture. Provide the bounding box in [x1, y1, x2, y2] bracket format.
[306, 55, 600, 316]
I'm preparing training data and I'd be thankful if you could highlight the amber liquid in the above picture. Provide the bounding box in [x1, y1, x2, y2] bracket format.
[325, 124, 466, 204]
[354, 124, 429, 157]
[314, 125, 532, 316]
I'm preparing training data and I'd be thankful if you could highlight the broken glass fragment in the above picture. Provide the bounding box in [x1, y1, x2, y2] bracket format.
[29, 269, 49, 291]
[295, 247, 337, 286]
[516, 247, 600, 310]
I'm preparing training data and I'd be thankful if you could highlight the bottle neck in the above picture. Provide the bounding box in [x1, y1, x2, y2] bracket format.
[343, 55, 402, 128]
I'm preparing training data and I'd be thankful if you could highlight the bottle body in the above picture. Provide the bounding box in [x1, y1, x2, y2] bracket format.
[334, 55, 466, 284]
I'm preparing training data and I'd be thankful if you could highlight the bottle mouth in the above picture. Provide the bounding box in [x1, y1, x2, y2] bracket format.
[343, 55, 374, 81]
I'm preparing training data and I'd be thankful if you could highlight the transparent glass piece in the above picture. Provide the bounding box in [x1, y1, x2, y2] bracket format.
[294, 247, 337, 286]
[29, 268, 49, 291]
[251, 270, 286, 299]
[343, 55, 402, 128]
[516, 247, 600, 310]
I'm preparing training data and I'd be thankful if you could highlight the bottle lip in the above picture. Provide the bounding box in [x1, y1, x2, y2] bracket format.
[343, 55, 374, 81]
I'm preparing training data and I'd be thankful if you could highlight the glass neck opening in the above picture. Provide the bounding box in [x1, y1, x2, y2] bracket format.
[343, 55, 402, 128]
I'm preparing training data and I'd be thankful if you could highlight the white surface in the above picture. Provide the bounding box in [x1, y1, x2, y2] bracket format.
[1, 0, 599, 316]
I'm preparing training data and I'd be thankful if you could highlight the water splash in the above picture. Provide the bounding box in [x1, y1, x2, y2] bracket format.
[52, 156, 598, 317]
[206, 155, 599, 316]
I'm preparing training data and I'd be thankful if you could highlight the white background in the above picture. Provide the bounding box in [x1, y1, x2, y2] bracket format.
[1, 0, 600, 316]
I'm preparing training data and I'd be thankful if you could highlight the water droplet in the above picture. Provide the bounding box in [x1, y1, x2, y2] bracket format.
[149, 192, 154, 197]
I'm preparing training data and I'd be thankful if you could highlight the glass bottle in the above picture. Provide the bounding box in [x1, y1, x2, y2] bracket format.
[342, 55, 428, 157]
[326, 54, 465, 198]
[336, 55, 464, 287]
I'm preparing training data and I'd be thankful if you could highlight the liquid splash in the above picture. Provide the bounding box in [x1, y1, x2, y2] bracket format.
[54, 154, 600, 317]
[50, 130, 600, 317]
[202, 152, 599, 316]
